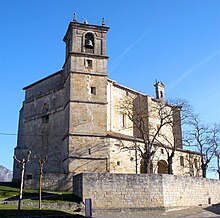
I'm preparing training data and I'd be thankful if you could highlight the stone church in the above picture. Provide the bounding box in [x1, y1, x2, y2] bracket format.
[13, 14, 201, 190]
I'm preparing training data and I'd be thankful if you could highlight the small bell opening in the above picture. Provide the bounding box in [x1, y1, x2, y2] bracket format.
[85, 33, 94, 49]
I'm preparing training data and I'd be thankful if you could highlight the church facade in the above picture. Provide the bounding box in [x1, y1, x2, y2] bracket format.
[13, 15, 201, 188]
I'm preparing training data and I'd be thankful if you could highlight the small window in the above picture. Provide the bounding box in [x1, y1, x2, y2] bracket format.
[180, 156, 184, 166]
[42, 115, 49, 123]
[91, 87, 96, 95]
[194, 159, 198, 169]
[86, 59, 92, 68]
[88, 148, 91, 155]
[43, 103, 49, 113]
[119, 113, 126, 128]
[160, 91, 163, 98]
[117, 161, 120, 166]
[161, 149, 164, 154]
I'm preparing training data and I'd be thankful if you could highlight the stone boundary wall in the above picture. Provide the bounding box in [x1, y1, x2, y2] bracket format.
[3, 200, 81, 212]
[73, 173, 220, 210]
[25, 173, 74, 191]
[162, 175, 219, 207]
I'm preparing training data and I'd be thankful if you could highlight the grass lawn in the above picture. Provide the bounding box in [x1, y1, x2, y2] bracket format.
[0, 182, 82, 203]
[0, 204, 84, 217]
[0, 182, 84, 217]
[0, 182, 21, 199]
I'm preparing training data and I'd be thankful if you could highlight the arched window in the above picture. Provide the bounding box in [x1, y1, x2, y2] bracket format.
[85, 33, 94, 50]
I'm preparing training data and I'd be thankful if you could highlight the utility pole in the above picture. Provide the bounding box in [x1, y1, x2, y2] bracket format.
[13, 150, 31, 210]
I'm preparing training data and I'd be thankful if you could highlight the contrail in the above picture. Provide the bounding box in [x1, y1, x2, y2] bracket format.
[110, 29, 152, 72]
[168, 48, 220, 89]
[120, 30, 152, 57]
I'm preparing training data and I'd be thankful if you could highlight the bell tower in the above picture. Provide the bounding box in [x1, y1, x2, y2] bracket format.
[63, 14, 108, 65]
[154, 80, 165, 100]
[62, 14, 110, 174]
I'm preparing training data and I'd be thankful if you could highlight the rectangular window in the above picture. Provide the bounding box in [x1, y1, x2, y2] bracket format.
[119, 113, 126, 128]
[180, 156, 184, 167]
[91, 87, 96, 95]
[86, 59, 93, 68]
[88, 148, 91, 155]
[194, 159, 198, 169]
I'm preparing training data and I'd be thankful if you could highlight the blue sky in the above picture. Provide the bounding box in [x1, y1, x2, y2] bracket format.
[0, 1, 220, 177]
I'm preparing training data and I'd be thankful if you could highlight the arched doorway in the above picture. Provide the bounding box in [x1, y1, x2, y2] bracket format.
[140, 159, 153, 173]
[158, 160, 168, 174]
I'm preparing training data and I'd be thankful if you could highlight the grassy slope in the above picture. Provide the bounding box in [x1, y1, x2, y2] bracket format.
[0, 182, 84, 217]
[0, 182, 82, 203]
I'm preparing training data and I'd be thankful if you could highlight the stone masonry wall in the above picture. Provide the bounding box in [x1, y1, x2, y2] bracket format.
[73, 173, 220, 210]
[162, 175, 220, 207]
[25, 173, 75, 191]
[73, 173, 164, 209]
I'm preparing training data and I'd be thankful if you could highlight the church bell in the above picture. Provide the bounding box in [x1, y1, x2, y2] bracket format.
[85, 39, 93, 48]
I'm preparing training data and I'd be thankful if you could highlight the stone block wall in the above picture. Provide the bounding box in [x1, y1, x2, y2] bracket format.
[25, 173, 75, 191]
[73, 173, 220, 210]
[24, 71, 64, 101]
[162, 175, 220, 207]
[73, 173, 164, 209]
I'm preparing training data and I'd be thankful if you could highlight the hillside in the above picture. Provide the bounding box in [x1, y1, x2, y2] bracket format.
[0, 165, 12, 182]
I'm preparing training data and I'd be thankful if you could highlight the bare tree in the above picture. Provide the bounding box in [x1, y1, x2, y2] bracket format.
[215, 151, 220, 179]
[119, 94, 188, 174]
[168, 98, 194, 125]
[210, 139, 220, 179]
[13, 150, 31, 210]
[38, 157, 47, 209]
[32, 155, 47, 209]
[163, 98, 193, 174]
[184, 115, 220, 178]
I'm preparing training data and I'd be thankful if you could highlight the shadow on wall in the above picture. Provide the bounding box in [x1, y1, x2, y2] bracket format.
[0, 182, 20, 188]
